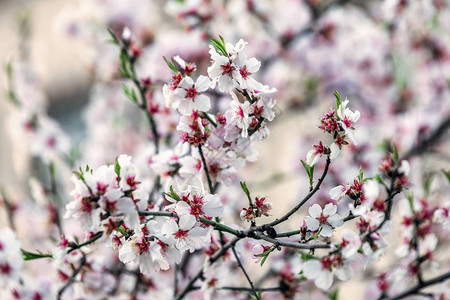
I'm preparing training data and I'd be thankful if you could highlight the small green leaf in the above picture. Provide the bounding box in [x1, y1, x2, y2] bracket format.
[114, 158, 121, 180]
[21, 249, 52, 260]
[73, 171, 84, 181]
[164, 186, 181, 202]
[358, 165, 364, 182]
[107, 28, 119, 45]
[441, 169, 450, 183]
[163, 56, 178, 73]
[122, 84, 138, 104]
[117, 225, 127, 236]
[391, 143, 399, 167]
[329, 289, 339, 300]
[334, 91, 341, 108]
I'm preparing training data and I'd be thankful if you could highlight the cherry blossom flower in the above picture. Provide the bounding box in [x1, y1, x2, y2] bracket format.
[172, 75, 211, 115]
[228, 92, 251, 138]
[306, 141, 329, 166]
[305, 203, 344, 237]
[336, 99, 360, 145]
[161, 214, 211, 252]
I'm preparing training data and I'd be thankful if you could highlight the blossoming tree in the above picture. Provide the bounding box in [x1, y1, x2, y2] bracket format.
[1, 1, 450, 300]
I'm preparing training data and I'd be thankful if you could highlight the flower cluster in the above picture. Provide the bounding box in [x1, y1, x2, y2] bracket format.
[307, 94, 360, 166]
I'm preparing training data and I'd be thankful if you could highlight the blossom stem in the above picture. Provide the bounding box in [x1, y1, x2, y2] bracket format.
[202, 112, 217, 127]
[57, 255, 86, 300]
[266, 155, 331, 227]
[276, 230, 301, 238]
[197, 144, 214, 193]
[138, 210, 243, 237]
[67, 231, 103, 254]
[231, 246, 258, 298]
[254, 232, 333, 249]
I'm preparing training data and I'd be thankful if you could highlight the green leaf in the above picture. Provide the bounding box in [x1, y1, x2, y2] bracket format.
[164, 186, 181, 202]
[298, 251, 317, 261]
[423, 174, 434, 196]
[114, 158, 121, 180]
[117, 225, 127, 236]
[391, 143, 399, 167]
[358, 165, 364, 182]
[73, 171, 84, 181]
[107, 28, 119, 45]
[163, 56, 178, 73]
[441, 169, 450, 183]
[122, 84, 138, 104]
[329, 289, 339, 300]
[240, 181, 253, 206]
[334, 91, 341, 108]
[21, 249, 52, 260]
[373, 174, 383, 183]
[210, 38, 228, 57]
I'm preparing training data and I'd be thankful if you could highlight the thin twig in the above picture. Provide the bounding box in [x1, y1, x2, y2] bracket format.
[57, 255, 87, 300]
[231, 246, 258, 298]
[266, 155, 331, 227]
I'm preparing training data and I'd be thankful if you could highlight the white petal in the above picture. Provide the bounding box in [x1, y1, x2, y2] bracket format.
[193, 94, 211, 112]
[320, 225, 333, 237]
[196, 75, 211, 92]
[328, 215, 344, 227]
[302, 260, 321, 279]
[309, 204, 322, 218]
[179, 214, 196, 230]
[315, 270, 333, 290]
[305, 217, 319, 232]
[246, 57, 261, 73]
[179, 76, 194, 89]
[329, 142, 340, 160]
[323, 203, 337, 216]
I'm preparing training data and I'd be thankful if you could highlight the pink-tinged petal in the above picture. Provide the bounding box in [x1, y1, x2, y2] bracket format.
[315, 270, 333, 290]
[196, 75, 211, 92]
[323, 203, 337, 216]
[246, 57, 261, 73]
[179, 214, 196, 230]
[305, 217, 320, 232]
[320, 225, 333, 237]
[193, 94, 211, 112]
[179, 76, 194, 89]
[302, 260, 321, 279]
[328, 214, 344, 227]
[309, 204, 322, 218]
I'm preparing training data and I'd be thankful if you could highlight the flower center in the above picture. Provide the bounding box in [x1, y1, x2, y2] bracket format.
[186, 87, 198, 99]
[221, 63, 235, 76]
[318, 213, 328, 225]
[175, 229, 188, 239]
[240, 66, 249, 78]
